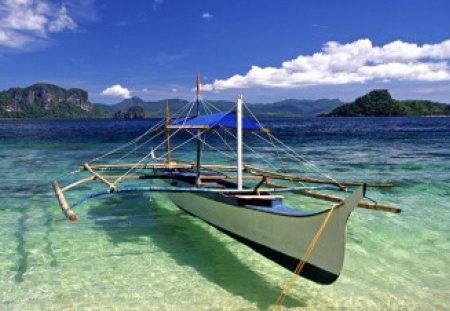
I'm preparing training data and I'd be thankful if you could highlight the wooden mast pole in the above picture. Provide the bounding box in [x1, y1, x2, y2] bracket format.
[165, 100, 171, 166]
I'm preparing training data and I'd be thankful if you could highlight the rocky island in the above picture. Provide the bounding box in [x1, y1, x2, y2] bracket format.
[113, 105, 146, 119]
[323, 89, 450, 117]
[0, 83, 105, 119]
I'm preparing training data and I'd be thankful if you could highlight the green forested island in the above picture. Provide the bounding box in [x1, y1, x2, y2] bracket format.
[1, 83, 449, 119]
[324, 89, 450, 117]
[0, 83, 105, 119]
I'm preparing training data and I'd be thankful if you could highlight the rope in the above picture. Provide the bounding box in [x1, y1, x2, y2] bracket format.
[271, 204, 337, 311]
[111, 101, 197, 186]
[153, 132, 200, 162]
[221, 127, 289, 175]
[89, 97, 196, 164]
[258, 132, 345, 189]
[241, 99, 343, 188]
[113, 130, 165, 163]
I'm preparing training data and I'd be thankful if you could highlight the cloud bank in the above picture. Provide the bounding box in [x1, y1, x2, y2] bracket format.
[202, 38, 450, 91]
[101, 84, 131, 99]
[202, 12, 213, 20]
[0, 0, 77, 49]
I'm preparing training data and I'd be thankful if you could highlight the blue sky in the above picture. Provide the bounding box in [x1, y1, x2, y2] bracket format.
[1, 0, 450, 104]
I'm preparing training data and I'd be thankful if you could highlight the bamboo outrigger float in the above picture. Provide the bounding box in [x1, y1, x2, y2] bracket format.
[53, 75, 400, 286]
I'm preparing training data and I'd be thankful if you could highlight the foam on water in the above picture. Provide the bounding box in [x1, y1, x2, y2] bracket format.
[0, 117, 449, 310]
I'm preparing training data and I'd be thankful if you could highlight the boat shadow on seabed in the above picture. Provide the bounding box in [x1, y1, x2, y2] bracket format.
[87, 191, 306, 310]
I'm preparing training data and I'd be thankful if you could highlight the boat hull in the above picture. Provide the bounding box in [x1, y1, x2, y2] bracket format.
[167, 183, 363, 284]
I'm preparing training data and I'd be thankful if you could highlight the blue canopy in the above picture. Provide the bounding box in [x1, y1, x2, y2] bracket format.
[172, 112, 263, 131]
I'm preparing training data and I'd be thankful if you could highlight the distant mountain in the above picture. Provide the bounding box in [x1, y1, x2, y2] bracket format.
[0, 83, 105, 119]
[0, 82, 342, 119]
[107, 97, 191, 118]
[323, 90, 450, 117]
[251, 98, 342, 116]
[100, 97, 342, 118]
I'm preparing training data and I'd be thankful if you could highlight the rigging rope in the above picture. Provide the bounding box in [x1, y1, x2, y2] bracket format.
[271, 203, 337, 311]
[240, 100, 343, 187]
[114, 130, 165, 163]
[221, 127, 293, 177]
[111, 101, 197, 186]
[89, 98, 196, 164]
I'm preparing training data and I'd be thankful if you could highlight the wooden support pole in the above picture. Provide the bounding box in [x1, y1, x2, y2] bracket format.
[237, 94, 243, 190]
[87, 163, 239, 171]
[61, 176, 95, 192]
[246, 166, 394, 188]
[296, 190, 401, 213]
[100, 174, 261, 181]
[253, 176, 267, 194]
[52, 180, 77, 222]
[83, 163, 117, 192]
[265, 181, 401, 213]
[165, 100, 171, 166]
[87, 163, 194, 170]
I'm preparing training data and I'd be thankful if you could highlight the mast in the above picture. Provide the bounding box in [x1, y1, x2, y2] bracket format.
[195, 74, 202, 186]
[165, 100, 171, 166]
[237, 95, 243, 190]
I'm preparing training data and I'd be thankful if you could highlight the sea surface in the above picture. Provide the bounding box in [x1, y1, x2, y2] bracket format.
[0, 117, 449, 310]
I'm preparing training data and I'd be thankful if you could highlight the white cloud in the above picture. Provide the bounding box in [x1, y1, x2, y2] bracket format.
[152, 0, 163, 10]
[203, 38, 450, 91]
[312, 24, 327, 29]
[171, 88, 177, 93]
[101, 84, 132, 99]
[0, 0, 77, 49]
[48, 5, 76, 32]
[202, 12, 213, 20]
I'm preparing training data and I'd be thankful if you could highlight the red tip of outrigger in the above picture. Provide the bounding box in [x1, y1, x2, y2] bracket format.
[68, 214, 77, 222]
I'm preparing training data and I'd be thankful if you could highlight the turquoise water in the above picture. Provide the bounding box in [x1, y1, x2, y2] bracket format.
[0, 118, 449, 310]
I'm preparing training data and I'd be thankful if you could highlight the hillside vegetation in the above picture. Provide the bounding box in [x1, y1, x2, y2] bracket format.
[324, 90, 450, 117]
[0, 83, 105, 119]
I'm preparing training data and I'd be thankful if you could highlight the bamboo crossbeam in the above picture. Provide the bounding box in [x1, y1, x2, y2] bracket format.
[265, 181, 401, 213]
[175, 161, 238, 171]
[86, 163, 240, 171]
[52, 180, 77, 222]
[102, 174, 227, 181]
[199, 164, 238, 170]
[166, 125, 210, 130]
[103, 175, 141, 181]
[100, 174, 262, 182]
[102, 175, 263, 180]
[88, 162, 394, 188]
[246, 166, 394, 188]
[61, 176, 95, 192]
[83, 163, 117, 192]
[86, 163, 194, 170]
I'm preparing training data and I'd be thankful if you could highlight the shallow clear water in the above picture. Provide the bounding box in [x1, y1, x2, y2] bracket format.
[0, 117, 449, 310]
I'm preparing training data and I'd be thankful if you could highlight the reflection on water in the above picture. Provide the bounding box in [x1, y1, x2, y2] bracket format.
[0, 117, 449, 310]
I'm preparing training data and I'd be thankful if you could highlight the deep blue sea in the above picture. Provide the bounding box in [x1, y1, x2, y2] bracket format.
[0, 117, 449, 310]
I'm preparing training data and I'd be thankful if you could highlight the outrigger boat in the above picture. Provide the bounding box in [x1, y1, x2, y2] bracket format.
[53, 75, 400, 285]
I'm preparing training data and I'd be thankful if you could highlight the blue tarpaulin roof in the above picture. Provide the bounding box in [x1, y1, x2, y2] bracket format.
[172, 112, 263, 131]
